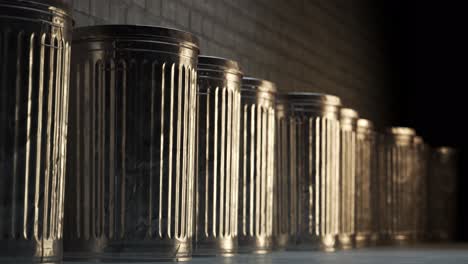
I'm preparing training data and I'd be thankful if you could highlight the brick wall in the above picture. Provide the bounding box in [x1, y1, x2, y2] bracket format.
[71, 0, 391, 123]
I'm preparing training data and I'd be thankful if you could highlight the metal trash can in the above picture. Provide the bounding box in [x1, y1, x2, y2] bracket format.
[428, 147, 458, 241]
[385, 127, 417, 245]
[0, 0, 72, 262]
[355, 119, 377, 247]
[194, 56, 242, 256]
[237, 77, 276, 254]
[273, 94, 297, 250]
[413, 136, 429, 242]
[338, 108, 359, 249]
[64, 25, 199, 261]
[287, 92, 341, 252]
[376, 132, 390, 244]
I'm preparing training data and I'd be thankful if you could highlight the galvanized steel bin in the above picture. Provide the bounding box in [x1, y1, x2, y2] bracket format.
[338, 108, 358, 249]
[428, 147, 458, 241]
[64, 25, 199, 261]
[287, 93, 341, 252]
[355, 119, 377, 247]
[0, 0, 72, 262]
[194, 56, 242, 256]
[376, 132, 390, 243]
[413, 136, 429, 241]
[385, 127, 417, 245]
[273, 95, 297, 250]
[237, 77, 276, 254]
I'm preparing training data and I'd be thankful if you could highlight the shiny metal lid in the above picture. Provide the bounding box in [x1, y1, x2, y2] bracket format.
[357, 118, 374, 135]
[357, 118, 374, 130]
[0, 0, 73, 21]
[286, 92, 341, 106]
[198, 55, 242, 93]
[73, 25, 199, 49]
[1, 0, 72, 11]
[340, 108, 359, 130]
[435, 146, 457, 155]
[388, 127, 416, 136]
[242, 77, 277, 94]
[241, 77, 277, 105]
[198, 55, 242, 74]
[387, 127, 416, 145]
[414, 135, 424, 145]
[341, 108, 359, 119]
[286, 92, 341, 118]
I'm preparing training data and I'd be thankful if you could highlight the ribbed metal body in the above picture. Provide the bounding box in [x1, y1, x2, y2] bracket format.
[369, 131, 381, 245]
[355, 119, 377, 247]
[338, 108, 358, 249]
[0, 1, 72, 263]
[238, 77, 276, 254]
[385, 127, 417, 245]
[273, 95, 297, 250]
[64, 25, 199, 261]
[428, 147, 457, 241]
[377, 132, 390, 243]
[194, 56, 242, 256]
[287, 93, 341, 252]
[413, 136, 428, 241]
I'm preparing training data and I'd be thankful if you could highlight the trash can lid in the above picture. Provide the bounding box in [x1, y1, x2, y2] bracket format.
[357, 118, 374, 130]
[387, 127, 416, 136]
[198, 55, 242, 75]
[73, 24, 199, 49]
[340, 108, 359, 120]
[286, 92, 341, 107]
[242, 77, 277, 94]
[1, 0, 72, 15]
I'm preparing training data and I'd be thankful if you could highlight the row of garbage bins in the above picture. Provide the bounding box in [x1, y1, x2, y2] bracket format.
[0, 0, 458, 262]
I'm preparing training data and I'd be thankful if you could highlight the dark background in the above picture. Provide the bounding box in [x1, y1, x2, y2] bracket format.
[375, 2, 467, 240]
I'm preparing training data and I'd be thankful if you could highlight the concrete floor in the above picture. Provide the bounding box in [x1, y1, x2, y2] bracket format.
[68, 244, 468, 264]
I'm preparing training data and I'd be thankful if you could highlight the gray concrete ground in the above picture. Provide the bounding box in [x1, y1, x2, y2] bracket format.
[68, 244, 468, 264]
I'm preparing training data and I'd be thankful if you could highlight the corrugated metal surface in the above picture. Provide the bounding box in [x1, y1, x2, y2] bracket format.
[385, 127, 417, 244]
[0, 0, 72, 262]
[287, 93, 341, 252]
[238, 77, 276, 254]
[64, 25, 199, 261]
[195, 56, 242, 255]
[338, 108, 358, 249]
